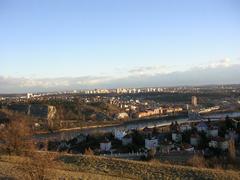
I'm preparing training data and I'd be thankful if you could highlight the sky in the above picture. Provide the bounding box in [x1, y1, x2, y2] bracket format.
[0, 0, 240, 93]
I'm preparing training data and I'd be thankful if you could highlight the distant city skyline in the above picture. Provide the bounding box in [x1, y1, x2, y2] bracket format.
[1, 0, 240, 93]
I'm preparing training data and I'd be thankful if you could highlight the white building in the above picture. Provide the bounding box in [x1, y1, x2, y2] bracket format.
[172, 133, 182, 143]
[130, 105, 137, 111]
[145, 138, 158, 149]
[115, 112, 129, 120]
[190, 134, 200, 146]
[113, 129, 127, 140]
[27, 93, 33, 99]
[209, 140, 218, 148]
[209, 137, 229, 150]
[207, 127, 218, 137]
[196, 121, 208, 132]
[100, 140, 111, 151]
[180, 124, 192, 132]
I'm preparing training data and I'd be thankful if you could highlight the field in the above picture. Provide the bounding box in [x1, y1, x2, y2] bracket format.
[0, 153, 240, 179]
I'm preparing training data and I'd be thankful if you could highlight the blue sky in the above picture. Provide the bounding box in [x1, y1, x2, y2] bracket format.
[0, 0, 240, 92]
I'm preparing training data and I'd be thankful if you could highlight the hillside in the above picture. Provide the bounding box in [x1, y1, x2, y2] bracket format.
[0, 154, 239, 179]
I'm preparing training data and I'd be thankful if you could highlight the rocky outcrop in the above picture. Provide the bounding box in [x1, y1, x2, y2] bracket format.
[47, 106, 57, 128]
[7, 104, 57, 121]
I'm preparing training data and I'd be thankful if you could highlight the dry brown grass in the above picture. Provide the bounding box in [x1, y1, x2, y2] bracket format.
[0, 153, 240, 179]
[58, 154, 240, 180]
[187, 154, 206, 168]
[0, 155, 127, 180]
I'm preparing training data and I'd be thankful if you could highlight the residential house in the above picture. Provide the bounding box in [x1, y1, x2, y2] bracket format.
[196, 121, 208, 132]
[145, 137, 158, 149]
[75, 134, 87, 144]
[209, 139, 218, 148]
[207, 126, 218, 137]
[159, 141, 174, 153]
[141, 127, 153, 137]
[172, 132, 182, 143]
[190, 134, 200, 146]
[138, 108, 163, 118]
[113, 129, 127, 140]
[209, 137, 228, 151]
[182, 143, 194, 152]
[180, 124, 192, 132]
[232, 119, 240, 128]
[115, 112, 129, 120]
[122, 134, 133, 146]
[100, 140, 112, 152]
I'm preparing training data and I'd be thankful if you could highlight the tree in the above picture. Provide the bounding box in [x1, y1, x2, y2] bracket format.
[225, 115, 233, 129]
[199, 132, 208, 149]
[147, 148, 156, 160]
[182, 130, 192, 143]
[0, 114, 33, 155]
[228, 139, 236, 163]
[132, 131, 144, 147]
[0, 110, 56, 179]
[170, 122, 174, 131]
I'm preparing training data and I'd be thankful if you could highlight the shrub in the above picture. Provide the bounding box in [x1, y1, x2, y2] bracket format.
[147, 149, 156, 160]
[187, 155, 206, 168]
[84, 147, 94, 155]
[19, 152, 57, 180]
[228, 139, 236, 163]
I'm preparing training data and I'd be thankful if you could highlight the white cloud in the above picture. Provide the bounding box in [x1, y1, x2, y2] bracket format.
[196, 58, 232, 69]
[128, 65, 173, 76]
[0, 57, 240, 93]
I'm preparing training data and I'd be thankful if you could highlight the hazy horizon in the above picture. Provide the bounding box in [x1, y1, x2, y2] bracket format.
[1, 0, 240, 93]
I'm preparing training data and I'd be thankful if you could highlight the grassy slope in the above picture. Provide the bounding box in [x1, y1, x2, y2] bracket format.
[60, 155, 240, 180]
[0, 155, 126, 180]
[0, 154, 240, 180]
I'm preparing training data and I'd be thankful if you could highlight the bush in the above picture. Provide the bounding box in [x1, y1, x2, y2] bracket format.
[19, 152, 57, 180]
[84, 147, 94, 155]
[147, 149, 156, 160]
[187, 155, 206, 168]
[228, 139, 236, 163]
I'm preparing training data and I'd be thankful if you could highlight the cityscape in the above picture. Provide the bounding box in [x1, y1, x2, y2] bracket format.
[1, 0, 240, 179]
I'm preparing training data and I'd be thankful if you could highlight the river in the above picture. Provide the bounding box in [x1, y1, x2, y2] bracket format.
[34, 111, 240, 141]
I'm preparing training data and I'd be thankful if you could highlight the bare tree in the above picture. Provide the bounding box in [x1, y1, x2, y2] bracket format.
[228, 139, 236, 163]
[147, 148, 156, 160]
[0, 110, 57, 179]
[0, 113, 33, 155]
